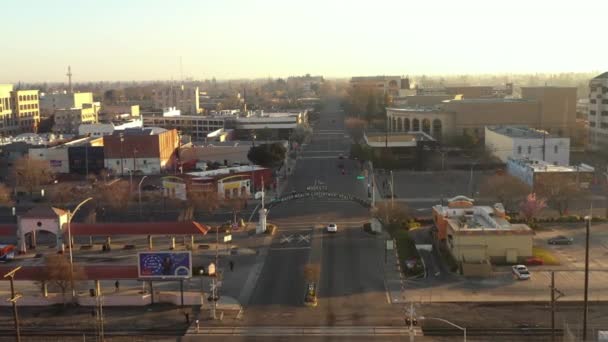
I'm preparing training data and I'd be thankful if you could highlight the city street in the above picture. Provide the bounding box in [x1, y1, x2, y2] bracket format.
[242, 98, 402, 326]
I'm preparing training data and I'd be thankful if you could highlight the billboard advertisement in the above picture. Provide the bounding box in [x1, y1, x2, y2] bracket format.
[138, 251, 192, 279]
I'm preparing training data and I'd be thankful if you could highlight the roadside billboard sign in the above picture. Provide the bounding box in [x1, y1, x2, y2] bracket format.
[137, 251, 192, 279]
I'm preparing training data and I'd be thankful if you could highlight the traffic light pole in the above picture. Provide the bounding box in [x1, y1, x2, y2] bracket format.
[3, 267, 22, 342]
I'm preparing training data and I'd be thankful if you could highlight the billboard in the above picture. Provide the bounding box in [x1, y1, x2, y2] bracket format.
[137, 251, 192, 279]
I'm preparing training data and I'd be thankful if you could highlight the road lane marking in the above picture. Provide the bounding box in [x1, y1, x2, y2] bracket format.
[270, 247, 311, 251]
[298, 234, 311, 243]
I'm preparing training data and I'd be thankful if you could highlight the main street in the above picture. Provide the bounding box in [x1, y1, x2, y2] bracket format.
[243, 99, 403, 326]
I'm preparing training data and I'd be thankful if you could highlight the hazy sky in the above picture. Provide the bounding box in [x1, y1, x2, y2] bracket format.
[2, 0, 608, 82]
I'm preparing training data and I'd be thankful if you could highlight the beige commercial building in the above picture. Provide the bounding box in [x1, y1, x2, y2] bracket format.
[40, 92, 94, 117]
[11, 89, 40, 133]
[432, 196, 533, 266]
[153, 85, 201, 115]
[0, 84, 17, 135]
[588, 72, 608, 150]
[53, 104, 100, 134]
[350, 76, 410, 97]
[387, 86, 577, 141]
[0, 85, 41, 135]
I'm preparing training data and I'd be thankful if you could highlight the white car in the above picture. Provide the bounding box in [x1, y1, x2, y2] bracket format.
[512, 265, 531, 280]
[326, 223, 338, 233]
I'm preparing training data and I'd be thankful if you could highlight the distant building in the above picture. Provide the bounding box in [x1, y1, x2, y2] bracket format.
[39, 92, 95, 117]
[152, 85, 201, 115]
[29, 137, 105, 174]
[387, 86, 577, 141]
[11, 89, 40, 133]
[350, 76, 409, 97]
[0, 85, 41, 135]
[78, 118, 143, 138]
[484, 126, 570, 166]
[99, 104, 140, 122]
[53, 103, 100, 134]
[506, 158, 594, 189]
[102, 128, 179, 175]
[0, 84, 18, 135]
[143, 112, 227, 140]
[287, 74, 324, 97]
[432, 196, 533, 271]
[186, 165, 273, 199]
[588, 72, 608, 150]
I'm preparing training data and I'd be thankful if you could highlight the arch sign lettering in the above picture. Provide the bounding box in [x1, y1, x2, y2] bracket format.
[268, 191, 371, 208]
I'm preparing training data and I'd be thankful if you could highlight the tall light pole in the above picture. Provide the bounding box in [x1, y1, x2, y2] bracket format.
[138, 176, 148, 217]
[469, 162, 477, 198]
[67, 197, 94, 301]
[119, 133, 124, 177]
[583, 215, 591, 341]
[419, 316, 466, 342]
[3, 266, 22, 342]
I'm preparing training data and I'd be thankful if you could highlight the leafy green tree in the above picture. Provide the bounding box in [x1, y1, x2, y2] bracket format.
[247, 143, 287, 167]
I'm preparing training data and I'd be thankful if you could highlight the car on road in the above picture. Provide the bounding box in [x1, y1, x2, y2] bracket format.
[512, 265, 531, 280]
[548, 235, 574, 245]
[338, 153, 344, 159]
[525, 257, 544, 266]
[326, 223, 337, 233]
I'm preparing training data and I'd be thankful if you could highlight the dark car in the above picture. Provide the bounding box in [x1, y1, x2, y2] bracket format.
[142, 184, 160, 191]
[548, 235, 574, 245]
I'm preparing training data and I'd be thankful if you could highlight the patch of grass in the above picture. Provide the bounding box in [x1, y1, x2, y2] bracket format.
[533, 246, 561, 265]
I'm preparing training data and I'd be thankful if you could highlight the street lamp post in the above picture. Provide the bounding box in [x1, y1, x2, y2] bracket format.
[67, 197, 94, 301]
[419, 316, 466, 342]
[138, 176, 148, 217]
[3, 266, 22, 342]
[583, 215, 591, 341]
[119, 133, 125, 177]
[469, 162, 477, 199]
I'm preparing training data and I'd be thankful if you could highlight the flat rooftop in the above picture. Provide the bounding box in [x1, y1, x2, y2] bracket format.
[509, 158, 594, 173]
[487, 125, 556, 139]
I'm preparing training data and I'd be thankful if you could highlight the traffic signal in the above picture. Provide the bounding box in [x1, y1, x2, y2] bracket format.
[89, 288, 96, 297]
[405, 317, 418, 326]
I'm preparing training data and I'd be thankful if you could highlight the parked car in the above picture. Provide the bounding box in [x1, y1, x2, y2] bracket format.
[525, 257, 544, 266]
[338, 153, 344, 159]
[326, 223, 338, 233]
[548, 235, 574, 245]
[512, 265, 531, 280]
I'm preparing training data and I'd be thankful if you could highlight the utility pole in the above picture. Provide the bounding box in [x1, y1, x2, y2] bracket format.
[3, 266, 22, 342]
[550, 271, 564, 342]
[390, 170, 395, 209]
[583, 216, 591, 341]
[542, 129, 546, 161]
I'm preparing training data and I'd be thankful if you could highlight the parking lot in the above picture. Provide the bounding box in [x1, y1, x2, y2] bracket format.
[404, 223, 608, 303]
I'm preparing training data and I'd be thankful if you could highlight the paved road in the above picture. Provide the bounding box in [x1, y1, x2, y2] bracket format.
[244, 98, 401, 326]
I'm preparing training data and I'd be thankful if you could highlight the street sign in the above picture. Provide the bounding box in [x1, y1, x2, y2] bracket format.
[356, 175, 365, 180]
[208, 263, 216, 276]
[386, 240, 394, 250]
[223, 234, 232, 243]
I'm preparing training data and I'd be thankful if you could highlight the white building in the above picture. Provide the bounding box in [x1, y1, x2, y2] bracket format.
[152, 85, 201, 115]
[588, 72, 608, 150]
[506, 158, 594, 188]
[485, 126, 570, 166]
[78, 118, 143, 137]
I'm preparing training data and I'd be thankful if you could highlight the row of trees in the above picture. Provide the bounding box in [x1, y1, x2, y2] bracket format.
[342, 87, 391, 122]
[479, 173, 588, 217]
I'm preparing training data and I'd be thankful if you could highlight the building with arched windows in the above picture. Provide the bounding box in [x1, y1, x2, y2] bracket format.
[387, 86, 577, 142]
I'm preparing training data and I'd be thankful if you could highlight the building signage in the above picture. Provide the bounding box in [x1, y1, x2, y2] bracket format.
[137, 251, 192, 279]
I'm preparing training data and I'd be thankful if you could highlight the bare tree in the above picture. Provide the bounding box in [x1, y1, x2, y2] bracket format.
[223, 195, 248, 225]
[479, 174, 531, 211]
[372, 201, 410, 227]
[42, 254, 86, 305]
[95, 180, 131, 211]
[12, 157, 54, 195]
[188, 191, 220, 216]
[536, 174, 587, 216]
[0, 183, 14, 207]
